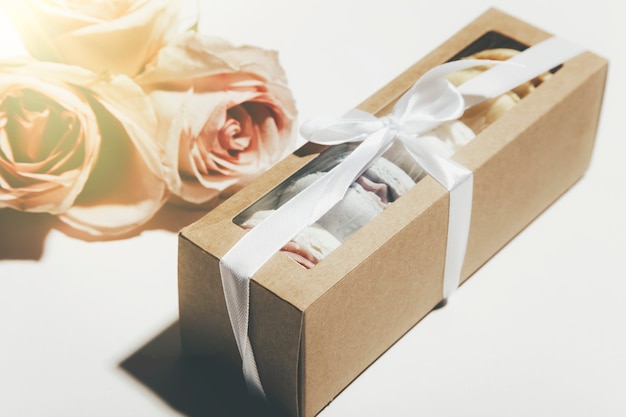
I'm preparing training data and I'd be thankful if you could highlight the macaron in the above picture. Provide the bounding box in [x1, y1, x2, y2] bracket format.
[241, 209, 342, 268]
[279, 157, 416, 241]
[446, 47, 552, 133]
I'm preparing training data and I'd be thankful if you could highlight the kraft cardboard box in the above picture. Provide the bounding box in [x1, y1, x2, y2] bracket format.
[178, 8, 607, 417]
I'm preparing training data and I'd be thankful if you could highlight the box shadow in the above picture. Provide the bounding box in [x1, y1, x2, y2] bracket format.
[119, 320, 288, 417]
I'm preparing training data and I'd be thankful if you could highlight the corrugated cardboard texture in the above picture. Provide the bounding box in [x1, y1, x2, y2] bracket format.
[178, 8, 607, 417]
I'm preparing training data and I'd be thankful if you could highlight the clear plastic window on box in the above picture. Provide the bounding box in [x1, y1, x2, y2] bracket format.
[233, 31, 558, 269]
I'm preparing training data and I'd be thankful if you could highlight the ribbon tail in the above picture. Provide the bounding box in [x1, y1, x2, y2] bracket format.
[219, 262, 266, 397]
[400, 135, 473, 299]
[242, 336, 266, 398]
[443, 168, 472, 299]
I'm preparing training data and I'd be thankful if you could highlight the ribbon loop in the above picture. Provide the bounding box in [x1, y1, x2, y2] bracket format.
[299, 111, 383, 145]
[303, 59, 511, 144]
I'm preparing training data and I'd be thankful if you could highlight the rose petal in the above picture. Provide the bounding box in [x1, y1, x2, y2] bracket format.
[56, 96, 167, 236]
[2, 0, 181, 76]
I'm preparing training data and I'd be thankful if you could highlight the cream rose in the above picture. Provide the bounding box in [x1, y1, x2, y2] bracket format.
[1, 0, 181, 76]
[135, 31, 297, 205]
[0, 58, 167, 236]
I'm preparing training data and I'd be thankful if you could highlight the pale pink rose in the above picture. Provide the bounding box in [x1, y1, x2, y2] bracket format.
[135, 31, 297, 205]
[0, 58, 167, 236]
[1, 0, 181, 76]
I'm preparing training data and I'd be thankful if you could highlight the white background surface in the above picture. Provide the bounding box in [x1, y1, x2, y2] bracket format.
[1, 1, 625, 416]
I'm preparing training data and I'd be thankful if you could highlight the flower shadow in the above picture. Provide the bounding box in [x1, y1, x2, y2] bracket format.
[0, 208, 55, 260]
[0, 203, 211, 260]
[55, 203, 211, 242]
[119, 320, 287, 417]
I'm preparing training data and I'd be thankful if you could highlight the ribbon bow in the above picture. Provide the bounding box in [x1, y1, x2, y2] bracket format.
[218, 36, 584, 398]
[297, 58, 492, 298]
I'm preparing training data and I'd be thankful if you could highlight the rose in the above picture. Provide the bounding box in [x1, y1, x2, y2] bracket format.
[1, 0, 181, 76]
[135, 31, 297, 205]
[0, 61, 100, 214]
[0, 58, 167, 236]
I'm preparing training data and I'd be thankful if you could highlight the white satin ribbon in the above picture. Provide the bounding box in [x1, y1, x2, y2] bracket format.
[218, 36, 585, 398]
